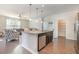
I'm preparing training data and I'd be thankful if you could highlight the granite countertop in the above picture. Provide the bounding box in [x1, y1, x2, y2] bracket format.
[23, 28, 53, 34]
[23, 30, 44, 34]
[23, 30, 49, 34]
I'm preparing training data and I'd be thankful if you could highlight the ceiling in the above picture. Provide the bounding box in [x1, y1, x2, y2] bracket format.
[0, 4, 79, 19]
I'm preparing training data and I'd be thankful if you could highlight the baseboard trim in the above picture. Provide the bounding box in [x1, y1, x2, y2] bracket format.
[54, 36, 75, 40]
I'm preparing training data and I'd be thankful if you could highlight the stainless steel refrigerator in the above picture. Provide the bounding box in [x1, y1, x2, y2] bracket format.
[74, 13, 79, 53]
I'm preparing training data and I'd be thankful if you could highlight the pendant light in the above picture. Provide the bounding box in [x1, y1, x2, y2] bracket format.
[36, 8, 39, 17]
[40, 9, 44, 32]
[41, 4, 45, 7]
[40, 4, 45, 31]
[29, 4, 32, 21]
[18, 4, 26, 20]
[35, 8, 39, 23]
[18, 14, 22, 20]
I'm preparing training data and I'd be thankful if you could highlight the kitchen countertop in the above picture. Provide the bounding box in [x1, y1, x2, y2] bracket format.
[23, 29, 53, 34]
[23, 30, 45, 34]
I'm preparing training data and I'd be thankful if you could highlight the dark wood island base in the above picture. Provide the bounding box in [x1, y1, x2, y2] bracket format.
[38, 31, 53, 51]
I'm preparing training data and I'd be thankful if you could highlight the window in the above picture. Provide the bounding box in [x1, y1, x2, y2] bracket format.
[6, 19, 21, 29]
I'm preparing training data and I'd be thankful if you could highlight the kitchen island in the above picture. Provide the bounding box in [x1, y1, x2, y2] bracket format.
[20, 29, 53, 54]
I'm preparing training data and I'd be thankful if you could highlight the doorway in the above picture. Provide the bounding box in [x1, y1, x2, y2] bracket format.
[58, 20, 66, 38]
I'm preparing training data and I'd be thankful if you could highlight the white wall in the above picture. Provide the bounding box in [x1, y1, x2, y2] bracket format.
[0, 16, 6, 29]
[50, 10, 79, 40]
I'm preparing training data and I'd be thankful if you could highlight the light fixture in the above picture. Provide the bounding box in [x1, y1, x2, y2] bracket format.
[18, 13, 22, 20]
[29, 4, 32, 21]
[40, 20, 43, 23]
[18, 4, 27, 20]
[34, 8, 39, 23]
[41, 4, 45, 7]
[29, 18, 32, 21]
[40, 9, 44, 32]
[40, 9, 44, 20]
[36, 8, 39, 18]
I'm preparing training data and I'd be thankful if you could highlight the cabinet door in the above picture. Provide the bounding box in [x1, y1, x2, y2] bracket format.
[38, 35, 46, 51]
[77, 32, 79, 49]
[46, 32, 53, 45]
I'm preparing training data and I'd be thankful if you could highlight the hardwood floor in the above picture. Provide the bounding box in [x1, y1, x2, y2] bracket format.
[0, 36, 77, 54]
[39, 36, 76, 54]
[0, 40, 31, 54]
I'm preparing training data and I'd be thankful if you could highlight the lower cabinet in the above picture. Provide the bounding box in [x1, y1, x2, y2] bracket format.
[38, 31, 53, 51]
[76, 32, 79, 53]
[46, 32, 53, 45]
[38, 35, 46, 51]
